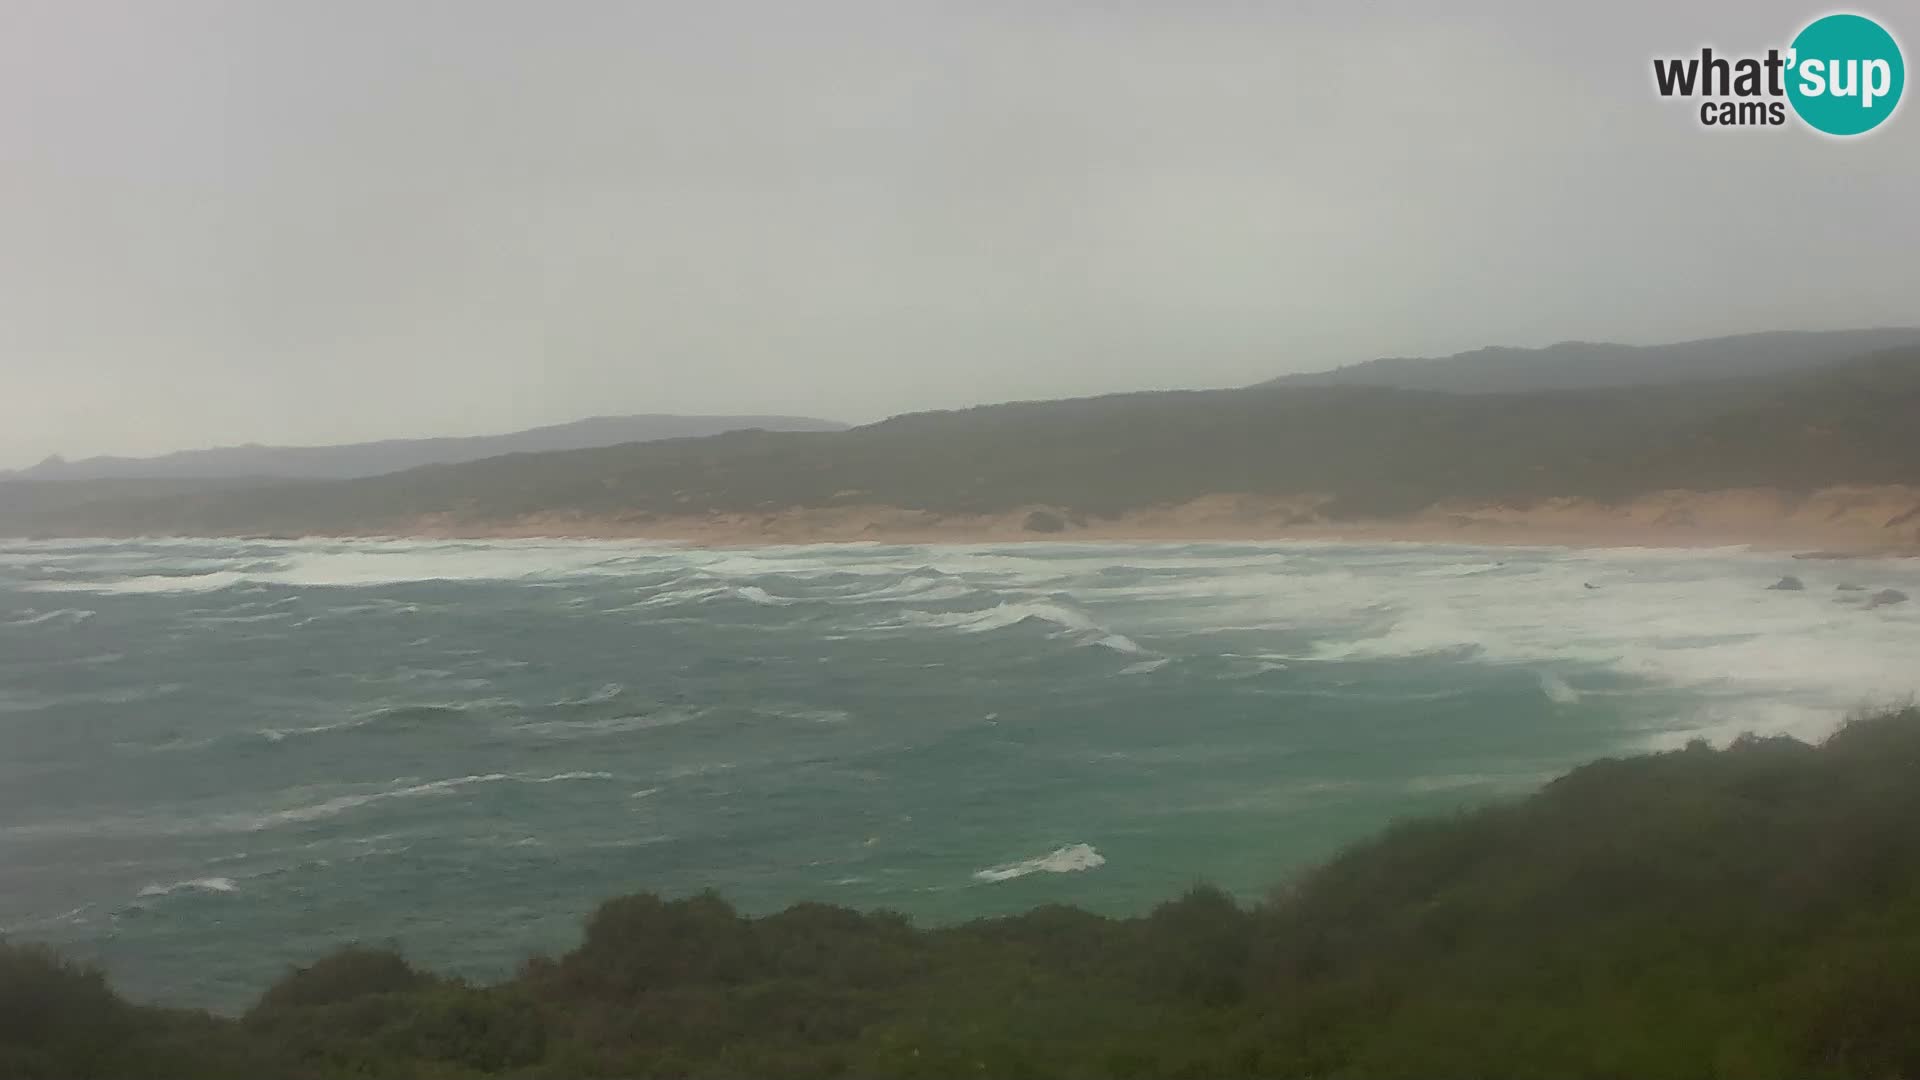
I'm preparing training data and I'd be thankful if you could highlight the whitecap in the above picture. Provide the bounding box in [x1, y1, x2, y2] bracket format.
[256, 716, 372, 742]
[30, 571, 247, 595]
[617, 583, 733, 609]
[1404, 773, 1541, 794]
[1538, 671, 1581, 705]
[833, 569, 976, 604]
[973, 842, 1106, 883]
[137, 876, 238, 898]
[903, 600, 1100, 635]
[224, 770, 615, 831]
[187, 609, 294, 625]
[0, 903, 95, 934]
[751, 704, 852, 724]
[548, 683, 626, 707]
[1090, 632, 1147, 655]
[511, 708, 700, 739]
[5, 607, 95, 627]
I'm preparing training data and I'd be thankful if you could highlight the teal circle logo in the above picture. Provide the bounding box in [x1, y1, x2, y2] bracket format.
[1786, 13, 1905, 135]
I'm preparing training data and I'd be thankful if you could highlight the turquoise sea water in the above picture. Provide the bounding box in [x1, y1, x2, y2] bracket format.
[3, 537, 1918, 1012]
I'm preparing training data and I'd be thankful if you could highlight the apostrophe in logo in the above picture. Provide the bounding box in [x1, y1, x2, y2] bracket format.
[1786, 13, 1904, 135]
[1652, 12, 1904, 136]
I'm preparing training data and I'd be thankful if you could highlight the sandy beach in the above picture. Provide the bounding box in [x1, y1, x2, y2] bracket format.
[360, 485, 1920, 554]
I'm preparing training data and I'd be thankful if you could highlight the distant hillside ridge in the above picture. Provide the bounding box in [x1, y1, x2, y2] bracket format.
[9, 343, 1920, 543]
[7, 413, 849, 482]
[1264, 328, 1920, 393]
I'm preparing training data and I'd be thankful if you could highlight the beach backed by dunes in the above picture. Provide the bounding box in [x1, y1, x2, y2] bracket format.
[376, 486, 1920, 555]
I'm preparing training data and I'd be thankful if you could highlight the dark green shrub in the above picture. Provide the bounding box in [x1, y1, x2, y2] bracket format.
[0, 942, 131, 1078]
[559, 890, 759, 995]
[754, 902, 920, 986]
[253, 945, 430, 1013]
[1138, 884, 1252, 1005]
[381, 988, 547, 1072]
[14, 708, 1920, 1077]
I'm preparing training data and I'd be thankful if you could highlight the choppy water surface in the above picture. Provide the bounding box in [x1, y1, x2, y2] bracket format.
[3, 536, 1917, 1010]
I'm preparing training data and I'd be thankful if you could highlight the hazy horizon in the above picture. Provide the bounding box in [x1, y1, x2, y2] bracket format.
[9, 324, 1920, 469]
[5, 1, 1916, 468]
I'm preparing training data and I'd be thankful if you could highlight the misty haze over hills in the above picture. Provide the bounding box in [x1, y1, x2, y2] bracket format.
[9, 330, 1920, 545]
[5, 414, 847, 482]
[15, 329, 1917, 487]
[1263, 328, 1920, 393]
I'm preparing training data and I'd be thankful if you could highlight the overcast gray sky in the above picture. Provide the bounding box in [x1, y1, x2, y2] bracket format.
[2, 1, 1914, 467]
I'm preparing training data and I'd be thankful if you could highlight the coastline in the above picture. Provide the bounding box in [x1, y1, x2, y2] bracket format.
[7, 486, 1918, 555]
[298, 485, 1920, 555]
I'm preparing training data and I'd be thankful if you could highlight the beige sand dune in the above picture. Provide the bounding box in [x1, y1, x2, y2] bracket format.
[378, 485, 1920, 554]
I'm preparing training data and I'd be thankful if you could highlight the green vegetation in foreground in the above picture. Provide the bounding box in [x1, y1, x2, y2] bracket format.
[10, 707, 1920, 1079]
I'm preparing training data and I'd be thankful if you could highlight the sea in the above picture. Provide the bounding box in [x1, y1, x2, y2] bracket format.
[3, 536, 1917, 1012]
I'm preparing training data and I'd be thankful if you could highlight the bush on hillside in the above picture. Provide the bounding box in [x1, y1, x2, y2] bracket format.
[13, 707, 1920, 1078]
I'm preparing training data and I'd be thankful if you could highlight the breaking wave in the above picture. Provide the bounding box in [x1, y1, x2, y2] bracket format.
[7, 535, 1920, 1013]
[137, 877, 238, 898]
[974, 843, 1107, 883]
[901, 600, 1149, 654]
[5, 607, 95, 626]
[222, 771, 617, 832]
[32, 571, 247, 595]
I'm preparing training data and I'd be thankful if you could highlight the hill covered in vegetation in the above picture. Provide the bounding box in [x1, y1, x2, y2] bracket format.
[5, 414, 848, 484]
[10, 706, 1920, 1079]
[9, 343, 1920, 541]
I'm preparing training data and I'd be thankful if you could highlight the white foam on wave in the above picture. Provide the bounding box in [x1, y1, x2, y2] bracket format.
[253, 697, 486, 742]
[673, 547, 914, 581]
[257, 718, 366, 742]
[18, 538, 692, 594]
[973, 843, 1106, 883]
[137, 876, 237, 898]
[616, 579, 733, 609]
[0, 903, 95, 935]
[512, 709, 701, 739]
[899, 582, 976, 602]
[745, 539, 1920, 748]
[16, 537, 1919, 752]
[1538, 671, 1581, 705]
[189, 608, 296, 625]
[5, 607, 95, 626]
[549, 683, 626, 707]
[5, 682, 186, 716]
[1639, 698, 1849, 751]
[756, 704, 853, 724]
[259, 545, 629, 588]
[31, 571, 247, 595]
[1412, 561, 1509, 578]
[224, 770, 617, 831]
[830, 570, 977, 604]
[1081, 547, 1920, 736]
[905, 600, 1092, 634]
[1090, 632, 1147, 655]
[900, 599, 1148, 655]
